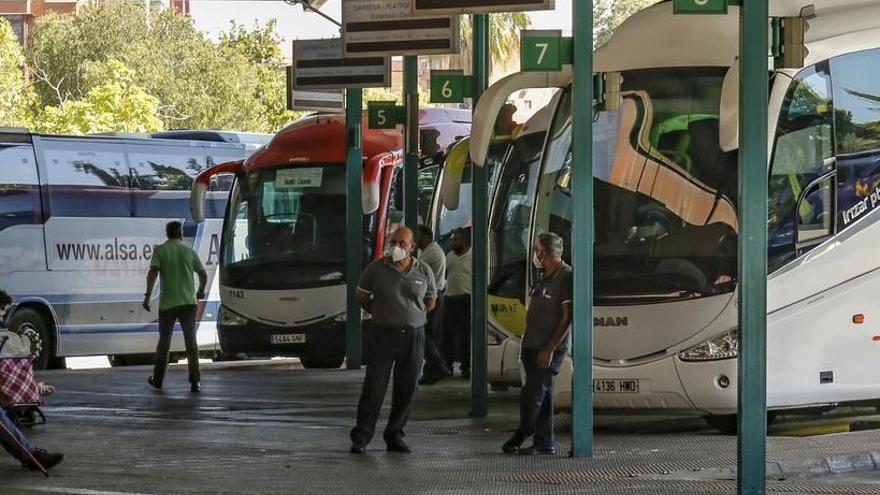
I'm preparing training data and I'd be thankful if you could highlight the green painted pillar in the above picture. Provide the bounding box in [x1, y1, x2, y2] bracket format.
[570, 0, 594, 458]
[345, 88, 364, 370]
[469, 13, 489, 418]
[737, 0, 769, 492]
[403, 56, 419, 229]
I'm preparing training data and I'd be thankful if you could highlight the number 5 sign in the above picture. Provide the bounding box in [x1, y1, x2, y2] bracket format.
[521, 30, 563, 72]
[367, 101, 402, 129]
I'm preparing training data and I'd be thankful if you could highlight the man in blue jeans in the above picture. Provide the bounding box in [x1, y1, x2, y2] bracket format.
[0, 407, 63, 471]
[502, 232, 572, 456]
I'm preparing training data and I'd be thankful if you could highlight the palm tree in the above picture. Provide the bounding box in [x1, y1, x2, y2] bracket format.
[428, 13, 530, 80]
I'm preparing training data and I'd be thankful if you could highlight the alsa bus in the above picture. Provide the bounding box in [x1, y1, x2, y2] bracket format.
[0, 129, 266, 369]
[191, 110, 469, 369]
[470, 0, 880, 422]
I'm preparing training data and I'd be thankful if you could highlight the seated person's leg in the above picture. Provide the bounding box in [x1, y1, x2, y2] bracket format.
[0, 407, 35, 463]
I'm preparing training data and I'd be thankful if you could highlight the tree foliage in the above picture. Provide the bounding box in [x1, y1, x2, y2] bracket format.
[0, 18, 34, 127]
[37, 60, 164, 134]
[594, 0, 660, 47]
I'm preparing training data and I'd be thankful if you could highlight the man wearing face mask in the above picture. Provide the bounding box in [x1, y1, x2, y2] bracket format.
[350, 227, 437, 454]
[502, 232, 572, 456]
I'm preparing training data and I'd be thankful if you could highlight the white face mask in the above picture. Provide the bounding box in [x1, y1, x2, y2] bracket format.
[387, 245, 409, 263]
[532, 251, 543, 269]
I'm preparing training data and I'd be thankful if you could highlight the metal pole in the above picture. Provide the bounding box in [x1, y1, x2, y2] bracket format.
[345, 88, 363, 370]
[570, 0, 594, 458]
[737, 0, 769, 492]
[469, 12, 489, 418]
[403, 56, 419, 229]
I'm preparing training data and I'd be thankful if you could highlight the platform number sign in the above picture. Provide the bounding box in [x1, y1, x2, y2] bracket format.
[673, 0, 727, 14]
[520, 30, 562, 72]
[430, 70, 468, 104]
[368, 101, 401, 129]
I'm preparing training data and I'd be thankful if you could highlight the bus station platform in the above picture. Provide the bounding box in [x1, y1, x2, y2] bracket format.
[4, 360, 880, 494]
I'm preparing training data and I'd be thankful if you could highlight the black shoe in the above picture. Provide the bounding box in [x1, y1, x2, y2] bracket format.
[147, 376, 162, 390]
[502, 435, 523, 455]
[350, 444, 366, 454]
[386, 438, 411, 453]
[26, 449, 64, 471]
[190, 383, 201, 393]
[419, 368, 451, 386]
[518, 445, 556, 456]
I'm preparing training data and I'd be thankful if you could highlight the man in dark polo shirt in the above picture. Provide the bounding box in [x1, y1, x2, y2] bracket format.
[502, 232, 572, 456]
[350, 227, 437, 454]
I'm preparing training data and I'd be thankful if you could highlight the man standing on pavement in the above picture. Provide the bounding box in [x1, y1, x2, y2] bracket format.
[443, 227, 472, 379]
[502, 232, 572, 456]
[143, 221, 207, 393]
[350, 227, 437, 454]
[416, 225, 450, 385]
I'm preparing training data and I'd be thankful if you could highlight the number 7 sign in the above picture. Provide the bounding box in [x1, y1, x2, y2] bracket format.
[521, 30, 563, 71]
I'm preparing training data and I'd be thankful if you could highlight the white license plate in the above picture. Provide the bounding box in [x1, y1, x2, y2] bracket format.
[593, 379, 639, 393]
[270, 334, 306, 345]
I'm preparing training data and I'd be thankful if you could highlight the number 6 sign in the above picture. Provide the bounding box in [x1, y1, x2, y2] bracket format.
[430, 70, 468, 104]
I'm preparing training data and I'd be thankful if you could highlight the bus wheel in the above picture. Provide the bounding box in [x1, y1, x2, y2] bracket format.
[704, 412, 778, 434]
[8, 308, 55, 370]
[300, 353, 345, 369]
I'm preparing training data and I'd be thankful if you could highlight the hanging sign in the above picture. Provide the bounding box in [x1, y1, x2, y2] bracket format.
[343, 0, 459, 57]
[412, 0, 553, 15]
[292, 38, 390, 90]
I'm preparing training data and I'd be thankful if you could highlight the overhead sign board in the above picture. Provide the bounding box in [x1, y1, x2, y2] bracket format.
[292, 38, 390, 90]
[342, 0, 459, 57]
[412, 0, 553, 15]
[673, 0, 727, 15]
[285, 68, 345, 111]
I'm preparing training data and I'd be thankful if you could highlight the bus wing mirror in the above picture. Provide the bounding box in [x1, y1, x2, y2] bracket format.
[363, 153, 392, 214]
[719, 64, 738, 152]
[440, 138, 470, 211]
[190, 160, 243, 223]
[469, 68, 572, 167]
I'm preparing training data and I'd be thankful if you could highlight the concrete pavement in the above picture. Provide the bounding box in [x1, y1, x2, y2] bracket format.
[3, 360, 880, 494]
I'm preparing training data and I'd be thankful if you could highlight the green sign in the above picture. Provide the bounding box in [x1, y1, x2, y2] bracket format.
[521, 30, 562, 71]
[367, 101, 402, 129]
[673, 0, 727, 14]
[430, 70, 473, 103]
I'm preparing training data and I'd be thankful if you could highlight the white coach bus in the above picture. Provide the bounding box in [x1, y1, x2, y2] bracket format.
[468, 0, 880, 425]
[0, 129, 267, 368]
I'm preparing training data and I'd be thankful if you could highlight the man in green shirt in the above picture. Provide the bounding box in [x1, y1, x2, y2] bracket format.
[143, 221, 207, 393]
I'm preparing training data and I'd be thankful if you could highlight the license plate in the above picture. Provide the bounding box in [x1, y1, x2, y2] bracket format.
[270, 334, 305, 345]
[593, 379, 639, 393]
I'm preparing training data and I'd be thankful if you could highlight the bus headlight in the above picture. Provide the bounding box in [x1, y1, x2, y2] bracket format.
[678, 330, 738, 362]
[218, 306, 247, 326]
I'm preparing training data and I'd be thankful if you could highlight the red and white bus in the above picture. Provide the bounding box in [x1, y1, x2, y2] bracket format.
[191, 110, 469, 368]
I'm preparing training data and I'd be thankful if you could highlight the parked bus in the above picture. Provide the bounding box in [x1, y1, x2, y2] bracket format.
[190, 110, 470, 368]
[468, 0, 880, 423]
[0, 129, 266, 368]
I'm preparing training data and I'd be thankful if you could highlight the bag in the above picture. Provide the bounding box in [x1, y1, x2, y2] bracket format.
[0, 357, 41, 405]
[0, 331, 33, 359]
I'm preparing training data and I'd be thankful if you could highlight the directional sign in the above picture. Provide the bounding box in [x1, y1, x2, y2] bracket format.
[673, 0, 727, 14]
[342, 0, 459, 57]
[367, 101, 403, 129]
[292, 38, 390, 90]
[412, 0, 553, 15]
[430, 70, 472, 104]
[520, 30, 571, 72]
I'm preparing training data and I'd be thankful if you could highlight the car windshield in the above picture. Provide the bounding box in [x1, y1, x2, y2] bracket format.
[221, 164, 347, 289]
[533, 67, 738, 304]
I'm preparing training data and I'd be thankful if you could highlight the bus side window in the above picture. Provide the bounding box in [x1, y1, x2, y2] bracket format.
[831, 48, 880, 232]
[43, 142, 131, 217]
[127, 145, 205, 219]
[0, 144, 40, 230]
[768, 63, 834, 273]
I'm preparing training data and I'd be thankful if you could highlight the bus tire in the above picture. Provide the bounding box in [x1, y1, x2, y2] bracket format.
[300, 353, 345, 369]
[704, 412, 778, 434]
[8, 308, 55, 370]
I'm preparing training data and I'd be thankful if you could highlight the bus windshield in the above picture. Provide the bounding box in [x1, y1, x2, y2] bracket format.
[221, 164, 346, 289]
[533, 67, 738, 304]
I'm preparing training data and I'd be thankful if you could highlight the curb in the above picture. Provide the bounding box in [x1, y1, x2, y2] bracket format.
[649, 450, 880, 481]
